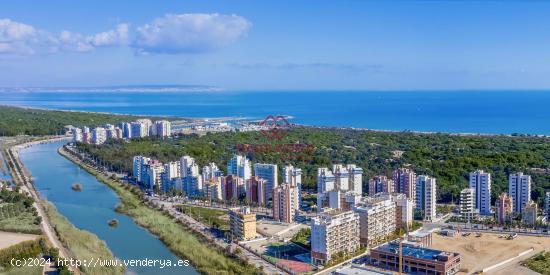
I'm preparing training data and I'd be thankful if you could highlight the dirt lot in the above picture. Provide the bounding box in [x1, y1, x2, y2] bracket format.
[431, 233, 550, 274]
[0, 231, 39, 249]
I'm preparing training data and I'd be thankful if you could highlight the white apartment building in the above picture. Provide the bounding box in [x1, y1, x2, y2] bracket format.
[317, 168, 336, 193]
[132, 156, 151, 182]
[347, 164, 363, 195]
[368, 176, 394, 195]
[227, 155, 252, 182]
[204, 177, 223, 201]
[180, 156, 202, 196]
[91, 127, 107, 145]
[460, 188, 478, 221]
[333, 164, 350, 191]
[72, 128, 83, 142]
[469, 170, 492, 216]
[416, 175, 437, 221]
[509, 172, 531, 213]
[273, 183, 298, 223]
[354, 197, 396, 248]
[121, 122, 132, 139]
[154, 120, 171, 137]
[393, 168, 416, 201]
[130, 121, 148, 138]
[202, 162, 222, 182]
[282, 165, 303, 207]
[311, 210, 360, 265]
[147, 162, 164, 190]
[254, 163, 278, 201]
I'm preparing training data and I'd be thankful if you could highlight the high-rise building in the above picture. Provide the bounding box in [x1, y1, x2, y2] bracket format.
[333, 164, 350, 191]
[282, 165, 303, 207]
[72, 128, 83, 143]
[393, 168, 416, 201]
[460, 188, 478, 221]
[347, 164, 363, 195]
[180, 156, 201, 196]
[495, 193, 513, 225]
[368, 176, 394, 195]
[229, 207, 256, 241]
[416, 175, 437, 221]
[91, 127, 107, 145]
[146, 161, 164, 190]
[469, 170, 492, 216]
[522, 200, 538, 226]
[223, 175, 244, 200]
[273, 183, 298, 223]
[132, 156, 151, 182]
[161, 161, 181, 192]
[154, 120, 171, 138]
[227, 155, 252, 182]
[545, 192, 550, 222]
[120, 122, 132, 139]
[317, 168, 335, 193]
[202, 162, 222, 182]
[130, 121, 148, 138]
[203, 177, 223, 201]
[254, 163, 278, 201]
[311, 210, 360, 265]
[354, 197, 396, 248]
[246, 176, 266, 206]
[508, 172, 531, 214]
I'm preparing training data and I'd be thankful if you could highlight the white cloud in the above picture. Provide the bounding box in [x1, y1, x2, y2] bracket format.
[0, 18, 129, 55]
[134, 13, 251, 54]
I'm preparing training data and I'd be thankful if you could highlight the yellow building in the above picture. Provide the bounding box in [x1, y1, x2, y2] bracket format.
[229, 207, 256, 241]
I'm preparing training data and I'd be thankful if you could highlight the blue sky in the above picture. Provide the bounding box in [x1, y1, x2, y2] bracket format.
[2, 0, 550, 90]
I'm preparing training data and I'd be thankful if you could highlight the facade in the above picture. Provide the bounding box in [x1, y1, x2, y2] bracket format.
[354, 197, 396, 248]
[180, 156, 202, 196]
[333, 164, 350, 191]
[311, 210, 360, 265]
[223, 175, 243, 200]
[132, 156, 151, 182]
[154, 120, 171, 137]
[254, 163, 278, 202]
[370, 242, 461, 275]
[246, 176, 266, 206]
[392, 193, 414, 229]
[91, 127, 107, 145]
[227, 155, 252, 182]
[459, 188, 478, 221]
[72, 128, 83, 143]
[368, 176, 394, 195]
[273, 183, 298, 223]
[469, 170, 492, 216]
[495, 193, 513, 224]
[393, 168, 416, 201]
[508, 172, 531, 214]
[229, 207, 256, 241]
[120, 122, 132, 139]
[416, 175, 437, 221]
[203, 177, 223, 201]
[146, 161, 164, 190]
[130, 121, 148, 138]
[346, 164, 363, 195]
[282, 165, 303, 207]
[522, 200, 538, 226]
[317, 168, 336, 193]
[201, 162, 222, 182]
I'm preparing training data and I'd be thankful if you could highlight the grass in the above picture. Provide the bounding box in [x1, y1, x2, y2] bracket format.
[0, 209, 41, 235]
[525, 251, 550, 275]
[43, 202, 124, 275]
[176, 205, 229, 231]
[0, 264, 43, 275]
[60, 148, 262, 275]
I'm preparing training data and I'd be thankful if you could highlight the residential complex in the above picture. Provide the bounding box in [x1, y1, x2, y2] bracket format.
[496, 193, 513, 224]
[282, 165, 303, 206]
[72, 118, 172, 145]
[508, 172, 531, 214]
[469, 170, 492, 216]
[229, 207, 257, 241]
[272, 183, 299, 223]
[311, 210, 360, 265]
[354, 196, 396, 248]
[227, 155, 252, 182]
[416, 175, 437, 221]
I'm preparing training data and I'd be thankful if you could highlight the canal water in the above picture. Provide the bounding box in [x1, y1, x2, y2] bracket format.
[19, 141, 198, 275]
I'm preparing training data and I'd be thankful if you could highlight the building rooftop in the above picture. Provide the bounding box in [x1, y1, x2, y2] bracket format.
[374, 242, 458, 262]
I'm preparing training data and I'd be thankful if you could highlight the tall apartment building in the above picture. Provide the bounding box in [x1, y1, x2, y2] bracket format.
[254, 163, 278, 202]
[522, 200, 538, 226]
[273, 183, 298, 223]
[393, 168, 416, 201]
[354, 197, 396, 248]
[203, 177, 223, 201]
[311, 210, 360, 265]
[136, 119, 153, 136]
[72, 128, 83, 143]
[282, 165, 303, 207]
[202, 162, 222, 182]
[368, 176, 394, 195]
[146, 161, 164, 190]
[180, 156, 202, 196]
[317, 168, 336, 193]
[120, 122, 132, 139]
[545, 192, 550, 222]
[154, 120, 171, 138]
[347, 164, 363, 195]
[459, 188, 478, 221]
[81, 127, 91, 143]
[227, 155, 252, 182]
[469, 170, 492, 216]
[416, 175, 437, 221]
[132, 156, 151, 182]
[130, 121, 148, 138]
[333, 164, 350, 191]
[509, 172, 531, 214]
[91, 127, 107, 145]
[161, 161, 181, 192]
[390, 193, 414, 230]
[229, 207, 256, 241]
[495, 193, 513, 224]
[246, 176, 266, 206]
[223, 175, 244, 200]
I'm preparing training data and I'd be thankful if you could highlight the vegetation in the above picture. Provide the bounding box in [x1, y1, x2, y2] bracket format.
[175, 205, 229, 231]
[0, 189, 41, 234]
[0, 105, 173, 136]
[291, 228, 311, 250]
[525, 252, 550, 275]
[77, 127, 550, 204]
[60, 148, 261, 275]
[43, 202, 124, 275]
[0, 239, 45, 270]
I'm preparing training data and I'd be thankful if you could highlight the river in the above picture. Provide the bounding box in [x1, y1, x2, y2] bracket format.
[19, 140, 198, 275]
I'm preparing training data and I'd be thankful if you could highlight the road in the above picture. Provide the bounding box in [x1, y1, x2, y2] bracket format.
[3, 137, 79, 274]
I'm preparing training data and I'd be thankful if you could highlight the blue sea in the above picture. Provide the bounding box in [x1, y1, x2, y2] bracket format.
[1, 90, 549, 135]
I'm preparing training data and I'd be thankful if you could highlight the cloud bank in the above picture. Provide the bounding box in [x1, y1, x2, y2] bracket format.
[134, 13, 251, 54]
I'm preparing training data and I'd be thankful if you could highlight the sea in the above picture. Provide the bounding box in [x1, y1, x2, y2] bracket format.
[1, 90, 549, 135]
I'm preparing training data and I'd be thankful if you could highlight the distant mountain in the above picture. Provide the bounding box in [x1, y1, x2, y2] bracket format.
[0, 85, 224, 93]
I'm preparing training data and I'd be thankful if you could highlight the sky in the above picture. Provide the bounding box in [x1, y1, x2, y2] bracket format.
[2, 0, 550, 90]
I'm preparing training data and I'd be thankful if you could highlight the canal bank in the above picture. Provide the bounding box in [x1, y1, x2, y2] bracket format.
[19, 141, 197, 275]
